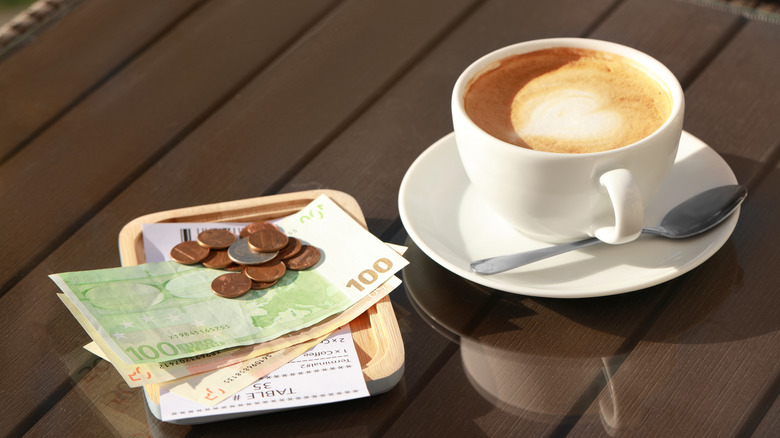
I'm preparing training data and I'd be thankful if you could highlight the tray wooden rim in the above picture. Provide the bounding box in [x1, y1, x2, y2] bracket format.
[116, 189, 404, 399]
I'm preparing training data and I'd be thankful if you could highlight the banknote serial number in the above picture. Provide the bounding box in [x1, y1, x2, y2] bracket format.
[168, 324, 230, 340]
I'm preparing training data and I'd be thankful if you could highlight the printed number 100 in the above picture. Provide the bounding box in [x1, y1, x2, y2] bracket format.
[346, 258, 393, 292]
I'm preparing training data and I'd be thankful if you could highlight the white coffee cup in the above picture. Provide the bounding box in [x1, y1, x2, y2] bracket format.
[452, 38, 684, 244]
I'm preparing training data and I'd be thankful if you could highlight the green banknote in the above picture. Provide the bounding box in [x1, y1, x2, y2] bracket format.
[51, 195, 408, 365]
[52, 262, 351, 364]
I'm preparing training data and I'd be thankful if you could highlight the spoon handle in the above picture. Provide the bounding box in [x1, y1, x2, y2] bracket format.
[470, 237, 601, 275]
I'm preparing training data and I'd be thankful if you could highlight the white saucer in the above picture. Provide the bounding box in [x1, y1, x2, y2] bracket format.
[398, 131, 740, 298]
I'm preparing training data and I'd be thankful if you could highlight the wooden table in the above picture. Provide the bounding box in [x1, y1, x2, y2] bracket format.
[1, 0, 778, 436]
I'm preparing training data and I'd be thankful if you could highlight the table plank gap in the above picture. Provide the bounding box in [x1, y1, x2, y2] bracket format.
[260, 0, 489, 198]
[589, 0, 745, 85]
[568, 166, 780, 435]
[736, 371, 780, 437]
[744, 138, 780, 190]
[274, 0, 759, 434]
[561, 10, 780, 437]
[752, 383, 780, 438]
[0, 0, 481, 434]
[2, 0, 778, 434]
[580, 0, 628, 37]
[683, 19, 780, 166]
[0, 0, 348, 431]
[675, 16, 746, 88]
[0, 0, 206, 164]
[6, 379, 76, 438]
[543, 277, 697, 436]
[0, 0, 341, 299]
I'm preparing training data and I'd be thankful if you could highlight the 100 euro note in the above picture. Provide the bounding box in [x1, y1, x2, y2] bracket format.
[50, 194, 408, 367]
[59, 276, 398, 387]
[156, 278, 399, 405]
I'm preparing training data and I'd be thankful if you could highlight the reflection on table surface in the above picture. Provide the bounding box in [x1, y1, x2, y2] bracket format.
[402, 235, 744, 434]
[1, 0, 779, 436]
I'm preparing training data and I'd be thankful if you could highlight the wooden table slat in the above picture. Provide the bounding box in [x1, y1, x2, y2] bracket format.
[387, 251, 676, 436]
[0, 0, 201, 162]
[589, 0, 744, 88]
[563, 16, 780, 437]
[0, 0, 340, 296]
[0, 0, 480, 434]
[684, 20, 780, 164]
[0, 0, 343, 432]
[568, 173, 780, 435]
[1, 0, 778, 435]
[753, 389, 780, 438]
[355, 0, 779, 435]
[281, 0, 621, 225]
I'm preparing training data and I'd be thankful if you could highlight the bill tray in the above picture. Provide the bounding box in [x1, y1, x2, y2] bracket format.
[117, 189, 405, 424]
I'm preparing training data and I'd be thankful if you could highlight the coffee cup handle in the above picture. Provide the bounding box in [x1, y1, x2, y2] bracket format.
[594, 168, 644, 244]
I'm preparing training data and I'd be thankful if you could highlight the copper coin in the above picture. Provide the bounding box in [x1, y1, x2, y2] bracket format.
[201, 250, 233, 269]
[248, 229, 289, 253]
[223, 263, 244, 271]
[285, 245, 321, 270]
[277, 237, 303, 260]
[251, 279, 278, 290]
[239, 221, 279, 238]
[170, 241, 210, 264]
[198, 228, 237, 249]
[228, 238, 278, 265]
[211, 273, 252, 298]
[244, 260, 287, 283]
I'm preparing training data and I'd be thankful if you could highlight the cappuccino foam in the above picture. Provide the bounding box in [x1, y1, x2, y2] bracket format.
[464, 47, 672, 153]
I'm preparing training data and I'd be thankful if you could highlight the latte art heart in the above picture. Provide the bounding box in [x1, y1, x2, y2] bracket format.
[463, 47, 672, 153]
[512, 88, 623, 150]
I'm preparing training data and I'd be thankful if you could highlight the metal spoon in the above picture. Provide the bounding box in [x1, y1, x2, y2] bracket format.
[470, 184, 747, 275]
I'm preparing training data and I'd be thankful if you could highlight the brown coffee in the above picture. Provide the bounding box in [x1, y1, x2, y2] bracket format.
[463, 47, 672, 153]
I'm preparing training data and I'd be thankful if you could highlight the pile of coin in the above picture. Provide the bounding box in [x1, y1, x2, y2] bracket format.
[170, 221, 321, 298]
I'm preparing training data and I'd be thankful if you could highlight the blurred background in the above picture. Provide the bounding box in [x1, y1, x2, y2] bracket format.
[0, 0, 777, 54]
[0, 0, 33, 23]
[0, 0, 75, 52]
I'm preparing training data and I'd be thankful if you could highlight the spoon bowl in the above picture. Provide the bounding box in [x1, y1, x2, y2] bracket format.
[471, 184, 747, 275]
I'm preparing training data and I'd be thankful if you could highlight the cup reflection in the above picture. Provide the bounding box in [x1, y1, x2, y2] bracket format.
[402, 236, 737, 433]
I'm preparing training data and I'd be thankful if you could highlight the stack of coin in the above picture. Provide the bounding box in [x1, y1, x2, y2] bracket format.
[169, 221, 321, 298]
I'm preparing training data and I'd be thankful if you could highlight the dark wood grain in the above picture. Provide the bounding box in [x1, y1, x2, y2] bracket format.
[0, 0, 341, 433]
[1, 0, 778, 435]
[372, 0, 777, 436]
[590, 0, 743, 87]
[568, 176, 778, 436]
[24, 360, 191, 438]
[387, 352, 570, 437]
[0, 0, 339, 296]
[683, 20, 780, 165]
[565, 19, 780, 438]
[280, 0, 621, 228]
[270, 0, 703, 434]
[386, 249, 685, 436]
[0, 0, 478, 435]
[754, 392, 780, 438]
[0, 0, 201, 162]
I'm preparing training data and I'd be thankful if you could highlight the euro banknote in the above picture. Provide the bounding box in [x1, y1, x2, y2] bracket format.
[51, 195, 408, 365]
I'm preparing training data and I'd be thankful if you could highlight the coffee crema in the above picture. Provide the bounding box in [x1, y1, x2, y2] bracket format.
[463, 47, 672, 153]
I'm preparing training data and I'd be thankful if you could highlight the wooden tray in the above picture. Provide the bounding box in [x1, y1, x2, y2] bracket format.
[117, 190, 405, 423]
